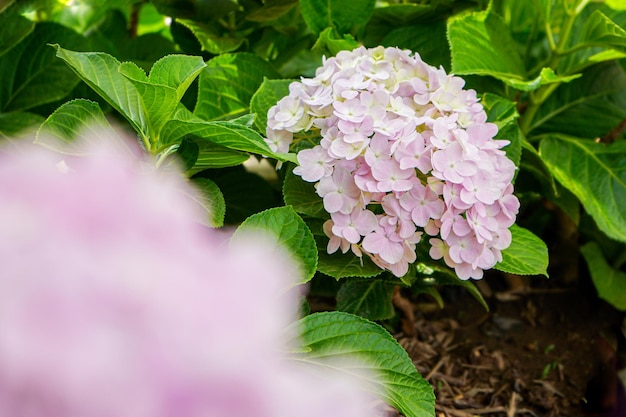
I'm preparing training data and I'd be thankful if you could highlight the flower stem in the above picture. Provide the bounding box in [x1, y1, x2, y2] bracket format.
[519, 2, 586, 135]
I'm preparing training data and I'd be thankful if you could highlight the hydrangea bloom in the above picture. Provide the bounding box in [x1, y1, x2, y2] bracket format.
[266, 46, 519, 280]
[0, 132, 378, 417]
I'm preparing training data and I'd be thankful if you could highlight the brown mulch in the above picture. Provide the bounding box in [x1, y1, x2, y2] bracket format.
[393, 273, 625, 417]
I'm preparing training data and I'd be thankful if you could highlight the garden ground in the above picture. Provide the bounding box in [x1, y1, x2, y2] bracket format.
[310, 268, 625, 417]
[396, 272, 624, 417]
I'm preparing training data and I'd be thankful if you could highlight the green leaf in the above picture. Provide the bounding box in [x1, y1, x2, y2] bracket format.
[382, 20, 450, 70]
[299, 0, 375, 35]
[117, 56, 205, 145]
[504, 67, 581, 92]
[497, 123, 523, 171]
[0, 0, 15, 14]
[0, 3, 34, 58]
[173, 136, 199, 171]
[0, 112, 44, 139]
[177, 19, 244, 55]
[495, 225, 549, 276]
[245, 0, 297, 22]
[519, 137, 558, 194]
[482, 93, 519, 128]
[149, 54, 207, 101]
[336, 279, 396, 320]
[152, 0, 237, 21]
[250, 78, 292, 133]
[530, 62, 626, 137]
[312, 27, 360, 56]
[119, 60, 179, 139]
[481, 93, 522, 167]
[606, 0, 626, 10]
[283, 167, 326, 218]
[447, 10, 527, 86]
[195, 53, 280, 121]
[53, 45, 148, 138]
[559, 10, 626, 74]
[188, 177, 226, 227]
[161, 117, 297, 162]
[581, 242, 626, 311]
[35, 99, 111, 153]
[232, 206, 318, 283]
[290, 311, 435, 417]
[0, 23, 84, 112]
[369, 3, 434, 26]
[539, 135, 626, 242]
[317, 238, 384, 279]
[185, 138, 249, 173]
[35, 0, 135, 34]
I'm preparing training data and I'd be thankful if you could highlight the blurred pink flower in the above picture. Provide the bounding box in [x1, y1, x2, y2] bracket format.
[0, 131, 378, 417]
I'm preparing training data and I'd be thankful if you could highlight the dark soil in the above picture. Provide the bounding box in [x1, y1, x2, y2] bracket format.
[395, 272, 626, 417]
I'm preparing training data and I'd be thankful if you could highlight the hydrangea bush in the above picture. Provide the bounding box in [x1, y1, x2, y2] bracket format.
[2, 0, 626, 415]
[267, 46, 519, 279]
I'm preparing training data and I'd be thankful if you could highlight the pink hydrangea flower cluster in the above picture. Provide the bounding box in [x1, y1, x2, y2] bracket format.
[266, 46, 520, 280]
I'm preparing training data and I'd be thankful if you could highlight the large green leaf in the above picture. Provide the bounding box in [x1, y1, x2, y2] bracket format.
[0, 3, 34, 58]
[195, 53, 280, 121]
[448, 11, 579, 92]
[530, 61, 626, 137]
[336, 279, 396, 320]
[559, 9, 626, 74]
[578, 10, 626, 51]
[447, 11, 526, 85]
[161, 117, 297, 162]
[35, 99, 111, 153]
[58, 52, 205, 146]
[0, 23, 84, 112]
[148, 54, 207, 101]
[581, 242, 626, 311]
[290, 311, 435, 417]
[299, 0, 376, 35]
[250, 78, 292, 133]
[232, 206, 318, 283]
[539, 135, 626, 242]
[53, 46, 148, 137]
[495, 225, 549, 276]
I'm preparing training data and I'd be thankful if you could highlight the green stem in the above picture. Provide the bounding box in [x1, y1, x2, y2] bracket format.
[140, 133, 153, 154]
[519, 83, 560, 134]
[520, 3, 586, 135]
